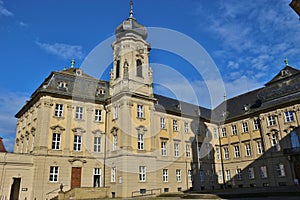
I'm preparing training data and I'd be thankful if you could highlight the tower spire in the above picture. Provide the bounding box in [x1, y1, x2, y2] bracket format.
[129, 0, 134, 19]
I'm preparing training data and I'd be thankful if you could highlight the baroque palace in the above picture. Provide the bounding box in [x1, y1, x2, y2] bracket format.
[1, 2, 300, 200]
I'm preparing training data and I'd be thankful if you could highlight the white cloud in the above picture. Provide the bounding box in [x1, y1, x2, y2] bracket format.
[36, 41, 84, 60]
[18, 21, 28, 27]
[0, 0, 13, 17]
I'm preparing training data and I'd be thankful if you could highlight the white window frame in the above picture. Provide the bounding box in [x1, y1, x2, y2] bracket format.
[176, 169, 181, 182]
[242, 122, 249, 133]
[188, 170, 192, 182]
[113, 135, 118, 151]
[137, 105, 144, 119]
[111, 167, 116, 182]
[245, 143, 251, 157]
[260, 166, 268, 178]
[257, 141, 263, 154]
[285, 111, 294, 123]
[276, 163, 285, 177]
[173, 120, 178, 131]
[248, 167, 255, 179]
[186, 144, 191, 157]
[225, 170, 231, 181]
[216, 147, 220, 160]
[268, 115, 276, 126]
[94, 168, 102, 187]
[253, 119, 260, 130]
[161, 141, 167, 156]
[139, 166, 146, 182]
[224, 147, 229, 159]
[160, 117, 166, 129]
[231, 125, 237, 135]
[221, 127, 226, 137]
[174, 143, 179, 157]
[234, 145, 240, 158]
[218, 170, 223, 182]
[73, 135, 82, 151]
[113, 106, 118, 120]
[49, 166, 59, 182]
[95, 109, 102, 122]
[236, 168, 242, 180]
[184, 122, 189, 133]
[271, 133, 279, 150]
[52, 133, 61, 150]
[163, 169, 168, 182]
[55, 104, 63, 117]
[94, 136, 101, 153]
[75, 106, 84, 120]
[137, 133, 144, 150]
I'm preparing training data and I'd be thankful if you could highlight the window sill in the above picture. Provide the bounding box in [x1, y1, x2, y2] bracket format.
[137, 117, 146, 121]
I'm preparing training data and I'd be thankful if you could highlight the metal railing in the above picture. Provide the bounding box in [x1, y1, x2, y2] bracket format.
[132, 188, 161, 198]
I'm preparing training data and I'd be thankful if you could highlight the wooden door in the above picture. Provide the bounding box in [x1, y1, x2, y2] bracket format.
[71, 167, 82, 189]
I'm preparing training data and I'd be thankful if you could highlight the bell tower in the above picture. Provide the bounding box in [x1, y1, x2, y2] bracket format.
[110, 0, 153, 98]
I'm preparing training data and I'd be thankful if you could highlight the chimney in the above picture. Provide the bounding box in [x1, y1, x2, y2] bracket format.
[0, 137, 8, 153]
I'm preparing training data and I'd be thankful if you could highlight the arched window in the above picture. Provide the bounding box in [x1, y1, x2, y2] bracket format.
[115, 60, 120, 79]
[291, 130, 300, 148]
[136, 59, 142, 77]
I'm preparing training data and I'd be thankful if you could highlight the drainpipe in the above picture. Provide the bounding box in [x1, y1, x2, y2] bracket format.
[217, 126, 226, 189]
[103, 105, 108, 187]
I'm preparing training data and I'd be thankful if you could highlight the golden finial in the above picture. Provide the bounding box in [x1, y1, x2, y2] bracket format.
[284, 57, 289, 66]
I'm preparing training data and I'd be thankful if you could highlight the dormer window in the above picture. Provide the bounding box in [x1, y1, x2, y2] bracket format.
[58, 81, 68, 89]
[96, 88, 106, 96]
[75, 69, 82, 76]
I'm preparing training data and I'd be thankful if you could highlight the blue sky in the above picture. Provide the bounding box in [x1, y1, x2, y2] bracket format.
[0, 0, 299, 151]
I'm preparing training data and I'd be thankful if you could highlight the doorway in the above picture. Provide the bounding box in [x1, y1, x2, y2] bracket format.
[9, 178, 21, 200]
[71, 167, 82, 189]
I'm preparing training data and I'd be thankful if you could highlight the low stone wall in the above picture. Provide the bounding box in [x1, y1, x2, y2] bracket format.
[58, 187, 110, 200]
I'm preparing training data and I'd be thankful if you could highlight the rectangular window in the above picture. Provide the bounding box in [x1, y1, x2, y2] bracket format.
[174, 143, 179, 157]
[231, 125, 237, 135]
[248, 167, 255, 179]
[218, 170, 223, 182]
[55, 104, 63, 117]
[184, 122, 189, 133]
[268, 115, 276, 126]
[225, 170, 231, 181]
[139, 166, 146, 182]
[52, 133, 61, 150]
[49, 166, 59, 182]
[137, 105, 144, 119]
[186, 144, 191, 157]
[285, 111, 294, 122]
[260, 166, 268, 178]
[94, 168, 102, 187]
[113, 135, 118, 151]
[163, 169, 168, 182]
[236, 168, 242, 180]
[242, 122, 249, 133]
[276, 164, 285, 177]
[214, 128, 218, 138]
[271, 133, 279, 151]
[111, 167, 116, 182]
[73, 135, 82, 151]
[94, 137, 101, 153]
[257, 141, 263, 154]
[173, 120, 178, 131]
[188, 170, 192, 182]
[216, 147, 220, 160]
[138, 133, 144, 150]
[161, 141, 167, 156]
[221, 127, 226, 137]
[234, 145, 240, 158]
[224, 147, 229, 159]
[253, 119, 260, 130]
[75, 106, 84, 120]
[160, 117, 166, 129]
[113, 106, 118, 120]
[176, 169, 181, 182]
[95, 109, 102, 122]
[245, 143, 251, 157]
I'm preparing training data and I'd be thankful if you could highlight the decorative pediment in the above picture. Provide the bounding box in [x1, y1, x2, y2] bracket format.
[92, 129, 104, 135]
[136, 125, 147, 132]
[72, 127, 86, 134]
[68, 158, 87, 164]
[50, 125, 65, 132]
[111, 127, 118, 135]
